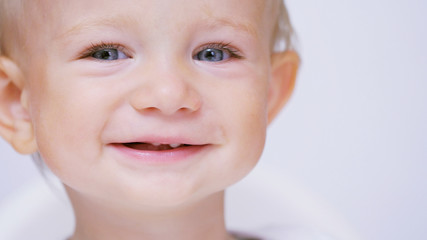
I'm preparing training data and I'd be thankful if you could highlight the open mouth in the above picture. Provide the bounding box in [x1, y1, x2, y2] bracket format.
[111, 141, 209, 162]
[122, 142, 193, 151]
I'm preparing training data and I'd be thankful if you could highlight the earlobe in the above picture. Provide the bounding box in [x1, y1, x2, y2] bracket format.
[267, 50, 300, 124]
[0, 57, 37, 154]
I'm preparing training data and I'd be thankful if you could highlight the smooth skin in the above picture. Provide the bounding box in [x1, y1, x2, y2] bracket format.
[0, 0, 299, 239]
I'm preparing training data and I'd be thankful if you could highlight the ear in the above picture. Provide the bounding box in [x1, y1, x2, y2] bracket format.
[267, 50, 300, 124]
[0, 56, 37, 154]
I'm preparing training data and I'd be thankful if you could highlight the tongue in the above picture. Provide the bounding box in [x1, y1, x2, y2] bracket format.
[123, 143, 173, 151]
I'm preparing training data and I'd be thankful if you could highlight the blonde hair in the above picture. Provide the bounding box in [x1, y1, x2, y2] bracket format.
[0, 0, 21, 56]
[275, 0, 297, 52]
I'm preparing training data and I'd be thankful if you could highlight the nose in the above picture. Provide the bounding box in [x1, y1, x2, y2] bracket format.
[129, 63, 201, 116]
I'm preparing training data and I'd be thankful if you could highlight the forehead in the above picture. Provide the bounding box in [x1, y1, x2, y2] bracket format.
[43, 0, 275, 17]
[29, 0, 278, 37]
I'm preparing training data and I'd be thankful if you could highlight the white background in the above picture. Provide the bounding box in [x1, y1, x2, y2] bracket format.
[1, 0, 426, 240]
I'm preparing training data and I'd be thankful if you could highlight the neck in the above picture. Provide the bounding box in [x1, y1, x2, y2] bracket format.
[67, 189, 232, 240]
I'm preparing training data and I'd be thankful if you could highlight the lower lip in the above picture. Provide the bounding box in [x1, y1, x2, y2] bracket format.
[109, 143, 208, 164]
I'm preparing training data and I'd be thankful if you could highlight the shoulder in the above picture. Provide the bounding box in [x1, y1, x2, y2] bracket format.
[267, 227, 339, 240]
[231, 226, 339, 240]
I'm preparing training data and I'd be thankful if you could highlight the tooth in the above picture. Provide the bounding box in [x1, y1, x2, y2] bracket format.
[152, 143, 161, 146]
[169, 143, 180, 148]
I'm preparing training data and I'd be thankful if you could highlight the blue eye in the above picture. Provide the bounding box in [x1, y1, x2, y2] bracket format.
[79, 42, 130, 61]
[194, 43, 243, 62]
[91, 48, 127, 61]
[195, 48, 229, 62]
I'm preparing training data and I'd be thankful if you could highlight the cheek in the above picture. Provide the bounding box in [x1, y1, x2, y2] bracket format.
[221, 75, 270, 140]
[230, 85, 269, 161]
[27, 71, 113, 174]
[204, 75, 270, 186]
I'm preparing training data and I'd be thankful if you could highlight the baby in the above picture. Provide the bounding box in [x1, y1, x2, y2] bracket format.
[0, 0, 299, 239]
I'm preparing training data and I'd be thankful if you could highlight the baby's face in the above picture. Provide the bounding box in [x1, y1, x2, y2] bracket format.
[19, 0, 280, 208]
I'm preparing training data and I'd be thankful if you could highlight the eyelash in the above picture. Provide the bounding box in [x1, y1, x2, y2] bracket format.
[77, 41, 244, 60]
[195, 42, 244, 60]
[78, 42, 129, 59]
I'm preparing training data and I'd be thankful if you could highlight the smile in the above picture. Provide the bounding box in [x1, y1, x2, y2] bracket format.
[109, 141, 210, 164]
[122, 142, 192, 151]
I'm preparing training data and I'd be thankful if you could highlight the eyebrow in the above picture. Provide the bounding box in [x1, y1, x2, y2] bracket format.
[201, 17, 258, 38]
[55, 14, 258, 42]
[54, 15, 139, 41]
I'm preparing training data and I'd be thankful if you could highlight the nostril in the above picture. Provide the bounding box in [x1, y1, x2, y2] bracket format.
[144, 106, 161, 112]
[128, 77, 202, 115]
